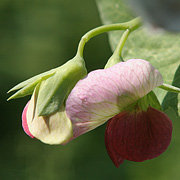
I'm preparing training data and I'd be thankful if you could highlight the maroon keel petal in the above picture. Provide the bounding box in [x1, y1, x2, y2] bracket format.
[105, 107, 173, 166]
[105, 131, 124, 167]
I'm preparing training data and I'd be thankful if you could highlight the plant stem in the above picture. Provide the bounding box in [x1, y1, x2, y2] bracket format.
[76, 17, 142, 58]
[104, 29, 130, 68]
[159, 83, 180, 93]
[115, 29, 130, 58]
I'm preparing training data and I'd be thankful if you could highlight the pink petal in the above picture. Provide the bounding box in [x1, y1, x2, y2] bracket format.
[105, 107, 173, 167]
[66, 59, 163, 138]
[22, 101, 35, 138]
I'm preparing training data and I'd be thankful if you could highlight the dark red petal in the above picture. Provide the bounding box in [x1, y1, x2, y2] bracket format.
[105, 107, 173, 165]
[105, 129, 124, 167]
[22, 101, 35, 138]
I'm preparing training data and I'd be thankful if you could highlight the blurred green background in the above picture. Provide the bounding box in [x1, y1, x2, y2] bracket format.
[1, 0, 180, 180]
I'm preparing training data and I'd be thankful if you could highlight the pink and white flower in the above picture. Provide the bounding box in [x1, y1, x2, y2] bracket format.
[21, 59, 173, 167]
[65, 59, 173, 167]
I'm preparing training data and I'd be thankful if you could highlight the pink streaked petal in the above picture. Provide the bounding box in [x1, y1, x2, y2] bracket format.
[22, 101, 35, 138]
[66, 59, 163, 139]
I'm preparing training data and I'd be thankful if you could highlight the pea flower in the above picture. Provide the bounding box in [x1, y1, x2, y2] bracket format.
[66, 59, 173, 167]
[9, 56, 87, 144]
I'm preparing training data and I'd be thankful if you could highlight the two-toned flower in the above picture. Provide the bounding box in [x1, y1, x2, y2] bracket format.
[65, 59, 173, 167]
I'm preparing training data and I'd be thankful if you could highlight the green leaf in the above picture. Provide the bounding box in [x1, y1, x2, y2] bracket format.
[96, 0, 180, 117]
[162, 65, 180, 117]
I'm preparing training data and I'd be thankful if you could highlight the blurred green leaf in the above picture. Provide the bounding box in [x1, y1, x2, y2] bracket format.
[96, 0, 180, 118]
[162, 65, 180, 118]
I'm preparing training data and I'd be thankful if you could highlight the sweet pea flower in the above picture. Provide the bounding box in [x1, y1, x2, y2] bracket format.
[66, 59, 173, 167]
[9, 55, 87, 144]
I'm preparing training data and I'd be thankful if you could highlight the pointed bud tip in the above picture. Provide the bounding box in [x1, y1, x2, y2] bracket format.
[7, 94, 17, 101]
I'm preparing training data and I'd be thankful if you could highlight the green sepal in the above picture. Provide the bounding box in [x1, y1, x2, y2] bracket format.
[137, 95, 149, 111]
[104, 55, 123, 69]
[37, 55, 87, 116]
[147, 91, 162, 111]
[8, 68, 56, 100]
[158, 83, 180, 93]
[137, 91, 162, 112]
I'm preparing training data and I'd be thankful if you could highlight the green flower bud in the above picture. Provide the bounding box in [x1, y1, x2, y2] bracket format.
[8, 55, 87, 116]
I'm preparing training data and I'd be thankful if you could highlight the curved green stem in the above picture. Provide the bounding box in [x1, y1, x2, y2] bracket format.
[114, 29, 130, 58]
[76, 17, 142, 58]
[104, 29, 130, 68]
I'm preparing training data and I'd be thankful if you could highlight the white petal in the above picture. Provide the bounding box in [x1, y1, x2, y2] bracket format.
[27, 87, 73, 145]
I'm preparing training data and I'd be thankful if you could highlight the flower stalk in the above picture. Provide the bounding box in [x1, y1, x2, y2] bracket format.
[76, 17, 142, 58]
[104, 29, 130, 68]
